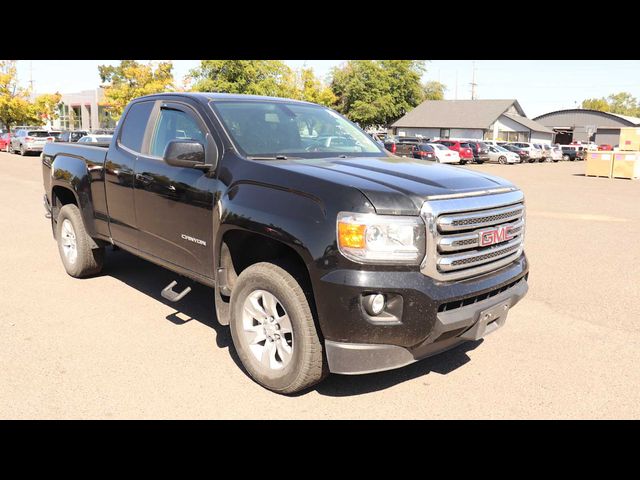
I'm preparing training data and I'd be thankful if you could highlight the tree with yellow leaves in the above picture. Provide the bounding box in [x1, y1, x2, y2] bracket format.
[98, 60, 174, 120]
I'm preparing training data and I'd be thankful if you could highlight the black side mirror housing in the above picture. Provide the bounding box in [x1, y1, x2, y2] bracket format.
[163, 140, 207, 169]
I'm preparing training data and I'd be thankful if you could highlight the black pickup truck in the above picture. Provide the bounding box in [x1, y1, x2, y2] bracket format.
[42, 93, 529, 394]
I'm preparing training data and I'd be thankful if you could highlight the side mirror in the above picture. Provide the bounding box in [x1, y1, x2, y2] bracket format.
[163, 140, 206, 169]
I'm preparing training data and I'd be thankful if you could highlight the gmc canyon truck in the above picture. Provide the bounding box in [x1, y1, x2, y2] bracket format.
[42, 93, 529, 394]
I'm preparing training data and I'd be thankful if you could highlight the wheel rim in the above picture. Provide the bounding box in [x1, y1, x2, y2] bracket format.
[241, 290, 294, 371]
[499, 156, 506, 164]
[61, 219, 78, 264]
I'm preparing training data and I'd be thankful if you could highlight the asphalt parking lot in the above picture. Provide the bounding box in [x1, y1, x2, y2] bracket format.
[1, 151, 639, 419]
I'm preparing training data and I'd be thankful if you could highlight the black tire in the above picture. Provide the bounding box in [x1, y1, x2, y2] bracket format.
[460, 160, 467, 165]
[562, 154, 570, 161]
[229, 262, 327, 394]
[56, 204, 104, 278]
[19, 145, 25, 156]
[475, 160, 484, 164]
[498, 156, 507, 165]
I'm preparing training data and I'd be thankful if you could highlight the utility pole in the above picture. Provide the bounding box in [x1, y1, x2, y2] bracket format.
[455, 71, 458, 100]
[29, 61, 34, 98]
[470, 61, 477, 100]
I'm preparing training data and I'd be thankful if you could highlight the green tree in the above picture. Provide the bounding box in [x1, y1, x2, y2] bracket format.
[98, 60, 174, 120]
[33, 92, 62, 125]
[292, 68, 336, 107]
[581, 92, 640, 116]
[0, 60, 39, 131]
[422, 80, 447, 101]
[330, 60, 426, 128]
[606, 92, 639, 115]
[189, 60, 297, 98]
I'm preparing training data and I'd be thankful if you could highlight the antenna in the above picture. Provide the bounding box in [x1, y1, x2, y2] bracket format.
[470, 61, 477, 100]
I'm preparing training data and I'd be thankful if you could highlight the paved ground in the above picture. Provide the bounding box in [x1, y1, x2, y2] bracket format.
[1, 151, 639, 419]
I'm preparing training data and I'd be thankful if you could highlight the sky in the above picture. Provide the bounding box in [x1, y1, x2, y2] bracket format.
[14, 60, 640, 119]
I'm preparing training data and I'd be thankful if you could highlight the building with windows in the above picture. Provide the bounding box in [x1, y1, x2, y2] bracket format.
[48, 88, 115, 131]
[390, 99, 554, 143]
[533, 109, 640, 146]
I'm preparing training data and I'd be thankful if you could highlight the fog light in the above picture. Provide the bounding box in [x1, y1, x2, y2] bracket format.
[364, 293, 386, 316]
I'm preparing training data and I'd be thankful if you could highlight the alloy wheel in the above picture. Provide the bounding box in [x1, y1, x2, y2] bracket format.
[241, 289, 294, 371]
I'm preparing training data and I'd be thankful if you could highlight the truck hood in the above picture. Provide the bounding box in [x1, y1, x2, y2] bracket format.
[267, 156, 516, 215]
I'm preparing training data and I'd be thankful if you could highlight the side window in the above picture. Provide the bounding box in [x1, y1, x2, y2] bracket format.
[149, 108, 206, 158]
[119, 101, 155, 153]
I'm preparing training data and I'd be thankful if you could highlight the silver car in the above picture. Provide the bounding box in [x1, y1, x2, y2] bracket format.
[9, 129, 51, 156]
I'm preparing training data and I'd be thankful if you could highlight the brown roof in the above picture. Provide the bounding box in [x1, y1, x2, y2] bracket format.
[391, 99, 525, 129]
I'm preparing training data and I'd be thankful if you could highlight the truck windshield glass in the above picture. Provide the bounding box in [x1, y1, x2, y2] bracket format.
[211, 101, 385, 158]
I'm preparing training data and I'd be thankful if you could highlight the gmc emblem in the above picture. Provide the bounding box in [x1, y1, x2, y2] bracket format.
[478, 225, 513, 247]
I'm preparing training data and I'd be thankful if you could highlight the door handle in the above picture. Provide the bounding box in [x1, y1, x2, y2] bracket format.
[136, 173, 153, 185]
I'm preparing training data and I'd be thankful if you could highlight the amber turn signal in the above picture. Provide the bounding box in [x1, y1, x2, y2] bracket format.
[338, 222, 366, 249]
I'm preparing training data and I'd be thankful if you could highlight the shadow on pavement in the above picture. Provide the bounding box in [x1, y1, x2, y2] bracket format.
[312, 339, 482, 397]
[100, 247, 483, 397]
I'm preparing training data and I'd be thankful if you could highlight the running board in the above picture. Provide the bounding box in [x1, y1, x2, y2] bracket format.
[161, 281, 192, 302]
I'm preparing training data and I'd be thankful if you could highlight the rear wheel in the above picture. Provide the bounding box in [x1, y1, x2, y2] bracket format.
[229, 262, 327, 394]
[460, 160, 467, 165]
[56, 204, 104, 277]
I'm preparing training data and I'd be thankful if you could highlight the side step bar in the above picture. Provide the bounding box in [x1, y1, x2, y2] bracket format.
[161, 281, 192, 302]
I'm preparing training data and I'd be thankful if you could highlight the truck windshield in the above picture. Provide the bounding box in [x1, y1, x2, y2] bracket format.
[210, 101, 385, 158]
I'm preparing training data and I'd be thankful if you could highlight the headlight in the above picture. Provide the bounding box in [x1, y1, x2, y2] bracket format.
[337, 212, 425, 265]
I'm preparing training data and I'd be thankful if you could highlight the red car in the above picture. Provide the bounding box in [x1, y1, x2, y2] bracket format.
[598, 144, 613, 151]
[0, 133, 10, 151]
[434, 140, 474, 165]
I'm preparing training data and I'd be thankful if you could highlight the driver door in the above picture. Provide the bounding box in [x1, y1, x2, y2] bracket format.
[133, 101, 217, 278]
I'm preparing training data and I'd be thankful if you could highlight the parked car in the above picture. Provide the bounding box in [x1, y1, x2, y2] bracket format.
[434, 140, 474, 164]
[427, 143, 461, 164]
[549, 144, 562, 162]
[598, 144, 613, 151]
[487, 145, 520, 164]
[512, 142, 542, 162]
[47, 131, 63, 141]
[411, 143, 436, 161]
[42, 92, 529, 394]
[55, 130, 89, 143]
[560, 145, 585, 161]
[0, 132, 11, 152]
[8, 129, 51, 155]
[383, 137, 430, 157]
[535, 144, 553, 162]
[77, 134, 114, 145]
[460, 140, 490, 164]
[501, 144, 529, 162]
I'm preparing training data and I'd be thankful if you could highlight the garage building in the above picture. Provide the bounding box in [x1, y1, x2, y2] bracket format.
[390, 99, 554, 143]
[533, 109, 640, 146]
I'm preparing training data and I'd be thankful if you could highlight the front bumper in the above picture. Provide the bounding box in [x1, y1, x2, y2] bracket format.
[315, 253, 529, 373]
[325, 275, 528, 374]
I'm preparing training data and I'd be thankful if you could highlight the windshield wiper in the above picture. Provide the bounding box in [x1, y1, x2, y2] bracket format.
[247, 155, 300, 161]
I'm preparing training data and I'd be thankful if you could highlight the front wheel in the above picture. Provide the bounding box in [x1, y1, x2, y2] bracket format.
[20, 145, 25, 156]
[56, 204, 104, 277]
[460, 160, 467, 165]
[498, 156, 507, 164]
[562, 154, 570, 161]
[229, 262, 327, 394]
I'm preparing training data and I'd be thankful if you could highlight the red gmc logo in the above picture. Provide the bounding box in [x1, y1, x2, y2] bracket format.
[479, 226, 513, 247]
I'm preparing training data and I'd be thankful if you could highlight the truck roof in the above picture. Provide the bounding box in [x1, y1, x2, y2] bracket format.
[136, 92, 318, 106]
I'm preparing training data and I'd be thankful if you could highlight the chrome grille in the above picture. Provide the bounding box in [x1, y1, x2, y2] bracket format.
[420, 189, 526, 281]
